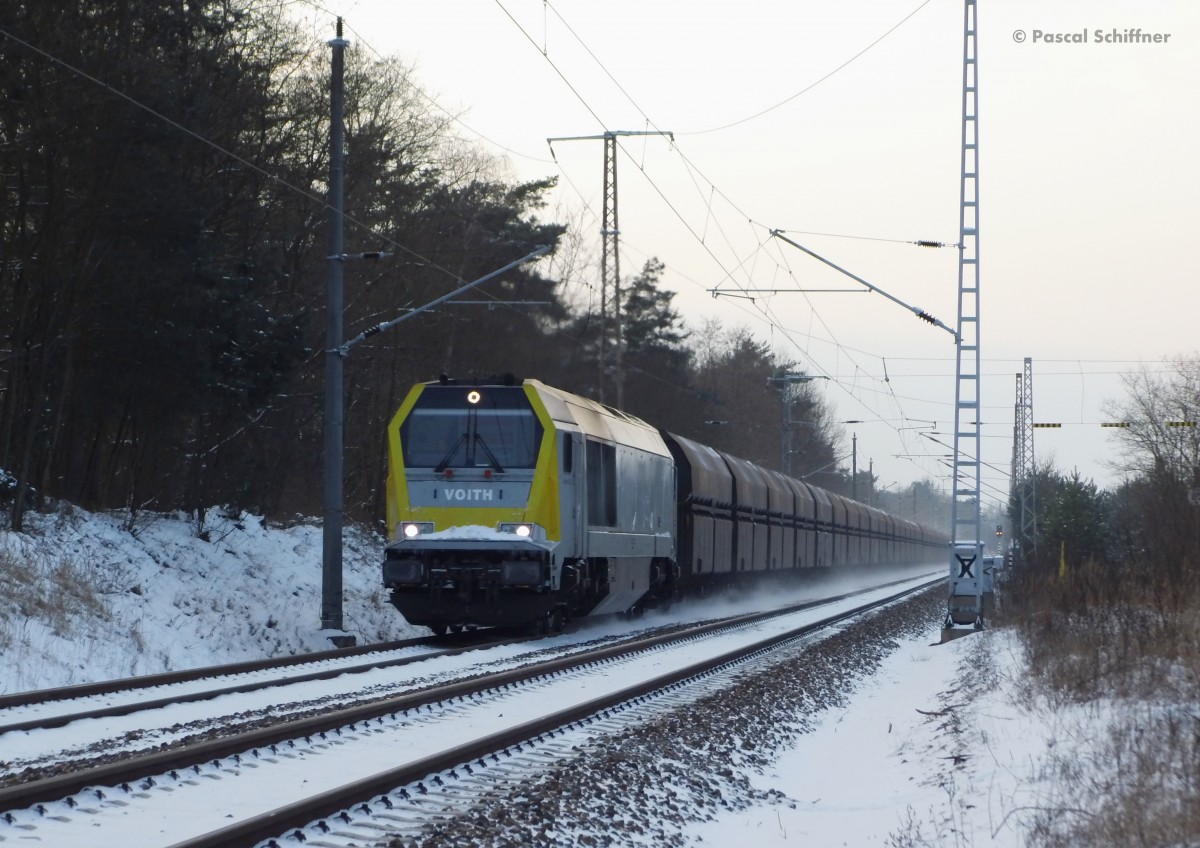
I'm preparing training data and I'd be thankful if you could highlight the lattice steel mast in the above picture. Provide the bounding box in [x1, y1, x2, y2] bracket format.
[547, 130, 673, 407]
[946, 0, 985, 629]
[1014, 357, 1037, 565]
[1011, 370, 1022, 543]
[601, 133, 620, 406]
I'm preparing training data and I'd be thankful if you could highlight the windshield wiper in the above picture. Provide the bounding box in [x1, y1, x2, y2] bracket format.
[473, 434, 506, 473]
[433, 433, 468, 473]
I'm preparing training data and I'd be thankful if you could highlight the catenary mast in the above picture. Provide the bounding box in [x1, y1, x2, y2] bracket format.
[946, 0, 986, 629]
[1014, 357, 1037, 565]
[546, 131, 672, 407]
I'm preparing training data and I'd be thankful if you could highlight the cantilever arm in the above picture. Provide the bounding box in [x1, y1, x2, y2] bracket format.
[336, 244, 553, 356]
[768, 230, 959, 342]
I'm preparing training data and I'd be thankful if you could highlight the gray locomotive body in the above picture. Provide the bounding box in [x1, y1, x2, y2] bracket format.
[382, 378, 945, 632]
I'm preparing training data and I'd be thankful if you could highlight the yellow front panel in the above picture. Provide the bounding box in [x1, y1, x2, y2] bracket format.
[384, 382, 561, 542]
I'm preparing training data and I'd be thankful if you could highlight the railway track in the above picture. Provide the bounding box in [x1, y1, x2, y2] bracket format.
[0, 573, 940, 847]
[0, 629, 516, 737]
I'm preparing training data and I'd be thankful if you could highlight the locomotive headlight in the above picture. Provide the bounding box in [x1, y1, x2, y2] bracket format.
[498, 522, 544, 540]
[402, 522, 434, 539]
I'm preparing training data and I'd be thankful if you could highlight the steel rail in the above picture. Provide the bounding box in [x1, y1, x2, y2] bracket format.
[0, 632, 459, 710]
[0, 572, 938, 815]
[0, 632, 524, 736]
[172, 577, 942, 848]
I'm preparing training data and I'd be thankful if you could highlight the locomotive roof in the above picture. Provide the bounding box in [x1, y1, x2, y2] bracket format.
[526, 379, 671, 457]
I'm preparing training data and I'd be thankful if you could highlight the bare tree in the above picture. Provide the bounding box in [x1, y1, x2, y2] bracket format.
[1104, 353, 1200, 483]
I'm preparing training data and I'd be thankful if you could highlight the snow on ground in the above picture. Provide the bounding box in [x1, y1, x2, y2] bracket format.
[0, 504, 1104, 846]
[684, 625, 1047, 847]
[0, 504, 420, 694]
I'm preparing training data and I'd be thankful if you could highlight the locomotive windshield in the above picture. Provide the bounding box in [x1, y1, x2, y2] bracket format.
[400, 386, 543, 471]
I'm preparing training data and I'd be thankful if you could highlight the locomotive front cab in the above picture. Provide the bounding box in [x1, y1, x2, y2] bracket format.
[382, 380, 563, 630]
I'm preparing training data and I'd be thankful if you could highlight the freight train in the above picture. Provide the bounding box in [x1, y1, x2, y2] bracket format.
[381, 376, 946, 634]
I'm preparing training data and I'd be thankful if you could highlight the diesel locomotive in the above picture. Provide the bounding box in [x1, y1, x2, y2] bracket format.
[381, 376, 946, 634]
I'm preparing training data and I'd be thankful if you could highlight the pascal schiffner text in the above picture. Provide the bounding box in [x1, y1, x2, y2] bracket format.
[1030, 28, 1171, 44]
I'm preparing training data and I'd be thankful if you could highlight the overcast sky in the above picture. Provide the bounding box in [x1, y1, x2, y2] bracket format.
[308, 0, 1200, 508]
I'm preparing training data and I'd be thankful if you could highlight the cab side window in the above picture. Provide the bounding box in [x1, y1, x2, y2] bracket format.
[585, 440, 617, 526]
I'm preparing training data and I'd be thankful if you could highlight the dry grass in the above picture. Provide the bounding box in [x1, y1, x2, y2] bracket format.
[1000, 559, 1200, 847]
[0, 547, 111, 645]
